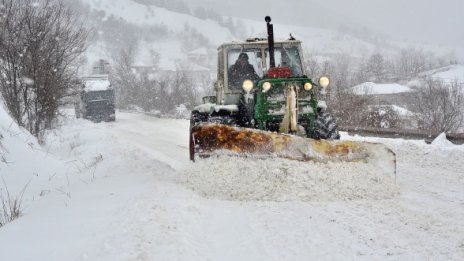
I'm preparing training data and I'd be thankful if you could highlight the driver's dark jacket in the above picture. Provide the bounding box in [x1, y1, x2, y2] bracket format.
[228, 62, 259, 89]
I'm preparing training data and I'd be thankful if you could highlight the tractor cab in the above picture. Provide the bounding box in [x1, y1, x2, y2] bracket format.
[214, 39, 306, 105]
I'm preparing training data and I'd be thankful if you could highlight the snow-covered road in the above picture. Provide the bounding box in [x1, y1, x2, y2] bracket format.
[1, 111, 463, 260]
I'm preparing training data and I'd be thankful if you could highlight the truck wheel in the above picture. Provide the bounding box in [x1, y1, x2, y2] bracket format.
[311, 112, 340, 140]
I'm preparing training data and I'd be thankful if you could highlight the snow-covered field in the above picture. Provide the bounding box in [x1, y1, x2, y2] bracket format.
[1, 109, 463, 260]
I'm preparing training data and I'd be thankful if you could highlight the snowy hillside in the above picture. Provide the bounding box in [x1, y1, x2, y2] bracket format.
[419, 64, 464, 84]
[81, 0, 235, 71]
[1, 105, 464, 260]
[352, 65, 464, 96]
[404, 64, 464, 90]
[78, 0, 463, 73]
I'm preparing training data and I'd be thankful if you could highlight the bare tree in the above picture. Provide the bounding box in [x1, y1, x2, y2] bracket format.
[169, 68, 198, 110]
[411, 78, 464, 132]
[154, 73, 174, 114]
[330, 92, 371, 127]
[0, 0, 26, 124]
[366, 53, 386, 82]
[0, 0, 88, 139]
[324, 53, 361, 122]
[364, 105, 400, 129]
[395, 47, 426, 79]
[196, 72, 215, 98]
[302, 52, 374, 126]
[303, 50, 321, 77]
[111, 47, 173, 113]
[110, 47, 139, 108]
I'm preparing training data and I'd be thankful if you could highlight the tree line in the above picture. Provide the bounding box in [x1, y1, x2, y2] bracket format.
[110, 48, 212, 118]
[305, 48, 463, 132]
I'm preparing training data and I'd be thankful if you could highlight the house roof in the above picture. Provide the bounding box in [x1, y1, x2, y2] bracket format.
[352, 82, 412, 95]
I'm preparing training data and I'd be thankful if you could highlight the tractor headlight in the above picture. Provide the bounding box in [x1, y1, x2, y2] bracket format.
[242, 79, 253, 92]
[263, 81, 271, 92]
[304, 82, 313, 91]
[319, 76, 330, 88]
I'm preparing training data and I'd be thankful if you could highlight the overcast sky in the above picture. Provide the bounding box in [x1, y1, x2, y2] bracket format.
[187, 0, 464, 46]
[312, 0, 464, 46]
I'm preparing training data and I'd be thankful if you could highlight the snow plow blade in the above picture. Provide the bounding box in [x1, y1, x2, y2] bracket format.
[190, 124, 396, 176]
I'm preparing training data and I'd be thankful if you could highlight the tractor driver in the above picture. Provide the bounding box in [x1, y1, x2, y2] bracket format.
[228, 52, 259, 90]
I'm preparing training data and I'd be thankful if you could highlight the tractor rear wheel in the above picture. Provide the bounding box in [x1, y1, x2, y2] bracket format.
[311, 112, 340, 140]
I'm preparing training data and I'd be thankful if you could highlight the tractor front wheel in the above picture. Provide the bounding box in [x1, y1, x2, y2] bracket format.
[311, 112, 340, 140]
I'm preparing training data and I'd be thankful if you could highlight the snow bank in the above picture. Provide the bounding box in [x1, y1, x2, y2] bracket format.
[0, 105, 118, 210]
[0, 102, 67, 197]
[431, 133, 454, 147]
[178, 156, 399, 202]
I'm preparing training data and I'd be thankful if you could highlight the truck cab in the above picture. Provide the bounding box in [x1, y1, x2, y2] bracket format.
[75, 75, 115, 122]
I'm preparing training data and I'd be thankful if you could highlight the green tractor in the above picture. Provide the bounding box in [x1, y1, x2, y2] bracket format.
[189, 17, 396, 173]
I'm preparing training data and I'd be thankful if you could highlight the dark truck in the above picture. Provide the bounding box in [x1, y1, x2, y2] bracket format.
[75, 75, 115, 122]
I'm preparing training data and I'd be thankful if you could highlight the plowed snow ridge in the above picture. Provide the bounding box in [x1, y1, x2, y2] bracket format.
[178, 156, 399, 202]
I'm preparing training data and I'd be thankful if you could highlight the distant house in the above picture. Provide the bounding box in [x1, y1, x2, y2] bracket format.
[351, 82, 414, 108]
[131, 65, 158, 76]
[351, 82, 417, 128]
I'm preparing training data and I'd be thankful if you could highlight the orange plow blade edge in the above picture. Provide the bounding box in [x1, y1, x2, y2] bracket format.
[190, 124, 396, 177]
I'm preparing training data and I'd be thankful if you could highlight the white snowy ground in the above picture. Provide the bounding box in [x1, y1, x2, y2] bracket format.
[0, 110, 463, 260]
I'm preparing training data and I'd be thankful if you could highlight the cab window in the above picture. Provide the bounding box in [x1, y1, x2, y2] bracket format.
[265, 47, 303, 76]
[227, 48, 263, 90]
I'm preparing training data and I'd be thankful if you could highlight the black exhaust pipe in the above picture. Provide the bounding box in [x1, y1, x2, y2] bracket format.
[265, 16, 275, 68]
